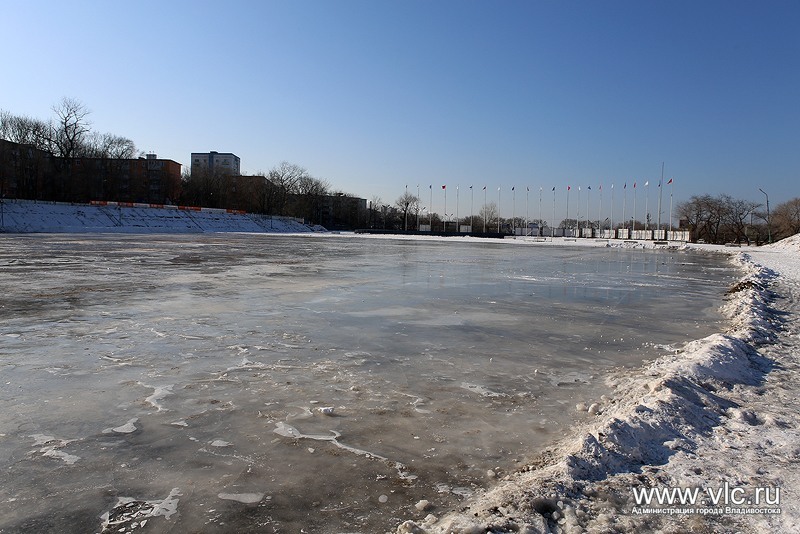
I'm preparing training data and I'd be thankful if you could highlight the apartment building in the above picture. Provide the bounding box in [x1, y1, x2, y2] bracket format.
[190, 151, 240, 176]
[0, 140, 181, 203]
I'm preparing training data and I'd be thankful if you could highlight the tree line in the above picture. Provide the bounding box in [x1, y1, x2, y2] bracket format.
[1, 100, 365, 228]
[369, 192, 540, 233]
[676, 194, 799, 245]
[375, 189, 799, 243]
[180, 161, 365, 229]
[1, 98, 138, 160]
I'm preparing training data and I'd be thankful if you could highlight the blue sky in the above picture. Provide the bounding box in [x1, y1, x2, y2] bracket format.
[2, 0, 798, 223]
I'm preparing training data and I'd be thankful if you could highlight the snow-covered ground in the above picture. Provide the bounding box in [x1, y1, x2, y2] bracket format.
[0, 199, 322, 233]
[397, 234, 800, 533]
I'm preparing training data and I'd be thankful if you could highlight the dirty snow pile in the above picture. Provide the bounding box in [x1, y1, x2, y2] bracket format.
[397, 234, 800, 534]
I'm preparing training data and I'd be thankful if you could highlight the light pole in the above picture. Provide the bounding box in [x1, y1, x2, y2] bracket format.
[759, 188, 771, 244]
[405, 184, 408, 231]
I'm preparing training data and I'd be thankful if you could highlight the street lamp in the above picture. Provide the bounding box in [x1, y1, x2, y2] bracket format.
[759, 188, 771, 244]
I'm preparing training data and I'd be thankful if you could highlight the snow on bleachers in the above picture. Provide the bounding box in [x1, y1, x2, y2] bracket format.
[0, 200, 320, 234]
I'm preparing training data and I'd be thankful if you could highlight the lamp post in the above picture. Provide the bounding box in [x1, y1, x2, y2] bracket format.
[759, 188, 771, 244]
[416, 184, 420, 230]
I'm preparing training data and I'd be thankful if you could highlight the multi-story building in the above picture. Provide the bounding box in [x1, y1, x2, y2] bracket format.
[0, 139, 52, 199]
[0, 139, 181, 204]
[190, 151, 240, 176]
[69, 153, 181, 204]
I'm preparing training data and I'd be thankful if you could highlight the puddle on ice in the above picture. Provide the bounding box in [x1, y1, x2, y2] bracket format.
[0, 234, 738, 533]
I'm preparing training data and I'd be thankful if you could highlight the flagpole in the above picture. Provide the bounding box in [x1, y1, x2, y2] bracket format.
[644, 181, 649, 231]
[470, 185, 474, 233]
[483, 186, 487, 233]
[405, 184, 408, 231]
[598, 185, 602, 235]
[669, 178, 674, 236]
[586, 186, 590, 234]
[622, 183, 627, 235]
[512, 187, 516, 235]
[497, 187, 501, 233]
[444, 185, 447, 232]
[611, 184, 614, 238]
[609, 184, 617, 239]
[566, 186, 570, 236]
[538, 187, 542, 237]
[658, 162, 665, 233]
[633, 182, 637, 233]
[456, 185, 460, 233]
[526, 187, 529, 236]
[416, 184, 420, 230]
[552, 187, 556, 239]
[429, 185, 433, 229]
[576, 186, 580, 237]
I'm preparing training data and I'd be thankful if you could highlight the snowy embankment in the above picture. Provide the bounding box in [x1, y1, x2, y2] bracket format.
[398, 235, 800, 534]
[0, 199, 324, 233]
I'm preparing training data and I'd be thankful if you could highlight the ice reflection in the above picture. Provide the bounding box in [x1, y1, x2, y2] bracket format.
[0, 234, 737, 533]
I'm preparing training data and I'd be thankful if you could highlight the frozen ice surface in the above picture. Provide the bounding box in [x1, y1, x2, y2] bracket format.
[398, 234, 800, 534]
[0, 233, 739, 532]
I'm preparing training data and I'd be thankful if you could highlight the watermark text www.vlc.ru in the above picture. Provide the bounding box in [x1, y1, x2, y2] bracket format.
[631, 482, 780, 516]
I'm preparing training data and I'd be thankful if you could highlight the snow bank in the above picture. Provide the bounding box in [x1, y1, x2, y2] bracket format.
[398, 238, 799, 533]
[769, 233, 800, 253]
[0, 199, 323, 234]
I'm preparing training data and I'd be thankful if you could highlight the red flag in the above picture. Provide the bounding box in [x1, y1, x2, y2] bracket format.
[442, 185, 446, 190]
[667, 178, 673, 185]
[568, 185, 571, 191]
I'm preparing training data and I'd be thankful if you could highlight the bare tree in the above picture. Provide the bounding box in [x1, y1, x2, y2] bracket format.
[296, 175, 330, 196]
[677, 194, 773, 244]
[719, 194, 760, 244]
[267, 161, 310, 215]
[85, 132, 139, 159]
[772, 198, 800, 239]
[368, 195, 383, 228]
[676, 195, 708, 242]
[0, 110, 51, 149]
[182, 167, 226, 208]
[48, 97, 92, 159]
[294, 174, 331, 223]
[394, 191, 419, 230]
[479, 202, 498, 232]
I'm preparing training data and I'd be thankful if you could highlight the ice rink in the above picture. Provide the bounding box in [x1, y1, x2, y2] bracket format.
[0, 233, 737, 533]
